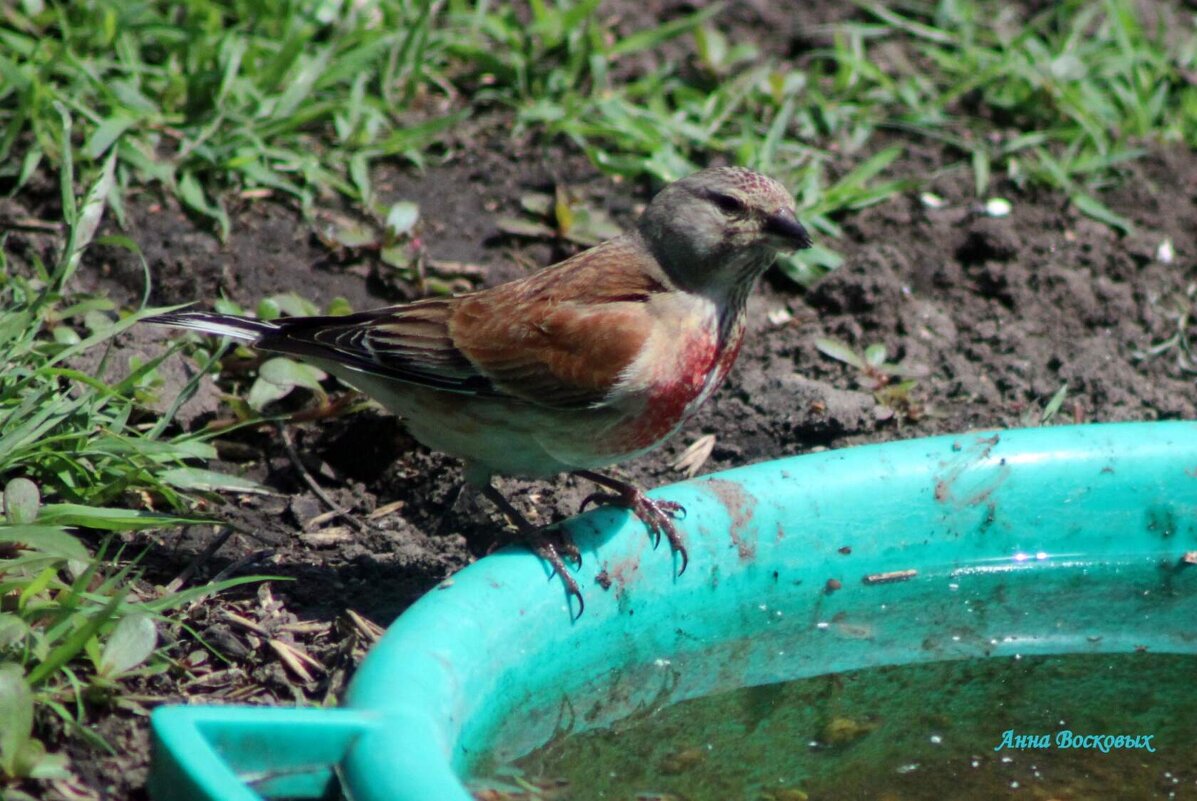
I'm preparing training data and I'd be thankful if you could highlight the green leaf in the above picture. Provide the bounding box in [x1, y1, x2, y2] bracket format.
[177, 171, 230, 240]
[1041, 383, 1069, 424]
[90, 434, 216, 462]
[61, 148, 117, 283]
[84, 115, 135, 160]
[34, 504, 208, 531]
[972, 149, 990, 197]
[1071, 193, 1134, 235]
[495, 216, 557, 239]
[519, 193, 553, 216]
[26, 748, 69, 780]
[815, 338, 866, 369]
[4, 478, 40, 525]
[246, 378, 291, 411]
[694, 24, 728, 72]
[258, 357, 327, 392]
[158, 467, 270, 494]
[256, 297, 282, 321]
[324, 297, 353, 316]
[0, 616, 28, 650]
[0, 526, 88, 561]
[83, 308, 115, 334]
[553, 189, 574, 235]
[983, 197, 1012, 217]
[563, 205, 622, 247]
[15, 148, 42, 194]
[380, 245, 413, 270]
[98, 613, 157, 678]
[385, 201, 419, 238]
[326, 217, 378, 249]
[774, 246, 844, 288]
[837, 145, 904, 190]
[609, 3, 723, 56]
[17, 567, 56, 611]
[0, 663, 33, 777]
[242, 354, 327, 407]
[263, 293, 320, 318]
[26, 589, 124, 686]
[54, 102, 76, 227]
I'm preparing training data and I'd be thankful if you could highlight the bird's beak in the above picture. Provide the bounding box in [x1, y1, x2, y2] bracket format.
[763, 209, 813, 250]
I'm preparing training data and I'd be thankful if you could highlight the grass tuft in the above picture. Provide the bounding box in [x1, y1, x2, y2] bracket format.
[0, 110, 268, 791]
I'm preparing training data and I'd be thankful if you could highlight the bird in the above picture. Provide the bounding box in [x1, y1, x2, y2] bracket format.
[145, 166, 813, 612]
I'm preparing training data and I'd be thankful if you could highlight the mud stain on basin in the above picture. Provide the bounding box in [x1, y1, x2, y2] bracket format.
[934, 433, 1011, 508]
[702, 477, 758, 561]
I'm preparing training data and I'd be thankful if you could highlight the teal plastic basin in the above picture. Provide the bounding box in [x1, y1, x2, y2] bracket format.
[149, 422, 1197, 800]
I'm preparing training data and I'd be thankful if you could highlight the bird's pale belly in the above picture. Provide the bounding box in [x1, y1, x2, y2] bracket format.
[323, 326, 742, 483]
[386, 388, 645, 481]
[328, 367, 617, 479]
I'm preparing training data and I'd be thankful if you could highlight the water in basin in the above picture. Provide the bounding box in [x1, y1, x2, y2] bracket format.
[470, 651, 1197, 800]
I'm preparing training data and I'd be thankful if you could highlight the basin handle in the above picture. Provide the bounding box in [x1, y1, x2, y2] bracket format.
[149, 705, 379, 800]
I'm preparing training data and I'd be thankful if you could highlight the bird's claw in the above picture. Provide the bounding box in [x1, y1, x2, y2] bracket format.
[556, 532, 583, 567]
[580, 489, 660, 542]
[579, 490, 617, 514]
[638, 497, 688, 576]
[526, 533, 585, 617]
[482, 484, 584, 615]
[576, 478, 688, 576]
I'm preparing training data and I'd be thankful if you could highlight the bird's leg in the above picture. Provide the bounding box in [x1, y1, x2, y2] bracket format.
[574, 470, 688, 575]
[480, 484, 584, 615]
[479, 486, 581, 565]
[434, 481, 468, 535]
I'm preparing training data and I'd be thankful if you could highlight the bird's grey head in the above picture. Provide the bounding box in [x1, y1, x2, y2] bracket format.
[636, 166, 813, 296]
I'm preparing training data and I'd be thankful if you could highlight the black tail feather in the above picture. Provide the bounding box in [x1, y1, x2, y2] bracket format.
[142, 311, 279, 343]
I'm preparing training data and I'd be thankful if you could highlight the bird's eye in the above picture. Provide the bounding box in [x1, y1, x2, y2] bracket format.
[709, 192, 746, 215]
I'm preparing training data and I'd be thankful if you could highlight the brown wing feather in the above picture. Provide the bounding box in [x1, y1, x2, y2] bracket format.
[496, 236, 669, 305]
[253, 235, 670, 409]
[451, 299, 655, 407]
[449, 236, 668, 408]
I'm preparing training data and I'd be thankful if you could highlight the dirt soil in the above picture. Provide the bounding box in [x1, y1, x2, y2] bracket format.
[3, 3, 1196, 800]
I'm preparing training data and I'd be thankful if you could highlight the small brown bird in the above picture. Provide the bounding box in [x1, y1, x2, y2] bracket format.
[147, 166, 812, 610]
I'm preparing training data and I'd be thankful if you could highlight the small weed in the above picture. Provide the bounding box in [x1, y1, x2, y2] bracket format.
[496, 186, 623, 248]
[1132, 282, 1197, 375]
[815, 338, 925, 420]
[1018, 382, 1072, 427]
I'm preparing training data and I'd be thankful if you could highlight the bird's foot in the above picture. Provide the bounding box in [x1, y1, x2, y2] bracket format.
[575, 470, 688, 576]
[517, 529, 584, 615]
[481, 485, 584, 616]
